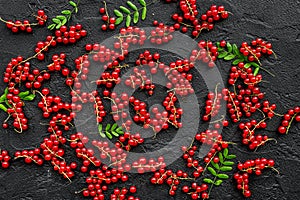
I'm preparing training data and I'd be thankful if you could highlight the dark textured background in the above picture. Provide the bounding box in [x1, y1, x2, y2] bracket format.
[0, 0, 300, 199]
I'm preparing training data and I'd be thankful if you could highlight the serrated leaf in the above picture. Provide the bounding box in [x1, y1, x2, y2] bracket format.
[223, 161, 234, 166]
[227, 43, 233, 53]
[61, 10, 71, 15]
[215, 180, 223, 186]
[254, 67, 260, 76]
[18, 91, 30, 98]
[218, 153, 224, 163]
[141, 7, 147, 20]
[220, 166, 233, 172]
[106, 124, 111, 131]
[0, 104, 7, 112]
[133, 11, 139, 24]
[69, 1, 77, 7]
[232, 58, 244, 65]
[224, 54, 236, 60]
[223, 148, 228, 158]
[23, 94, 35, 101]
[211, 161, 220, 170]
[208, 167, 217, 176]
[126, 15, 131, 27]
[217, 174, 229, 179]
[56, 15, 66, 20]
[106, 132, 113, 139]
[52, 18, 61, 24]
[114, 9, 123, 17]
[115, 17, 123, 25]
[111, 123, 118, 131]
[203, 178, 214, 184]
[120, 6, 130, 14]
[218, 51, 228, 58]
[226, 154, 236, 159]
[127, 1, 138, 11]
[111, 131, 119, 137]
[139, 0, 146, 7]
[244, 63, 251, 68]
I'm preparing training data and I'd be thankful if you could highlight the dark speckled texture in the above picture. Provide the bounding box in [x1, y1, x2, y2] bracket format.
[0, 0, 299, 200]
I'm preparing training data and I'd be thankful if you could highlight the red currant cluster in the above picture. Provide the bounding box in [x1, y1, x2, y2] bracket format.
[1, 10, 47, 33]
[110, 186, 139, 200]
[0, 149, 10, 169]
[182, 145, 204, 176]
[99, 7, 116, 31]
[150, 22, 175, 44]
[131, 156, 166, 174]
[162, 92, 183, 128]
[182, 182, 209, 199]
[240, 38, 275, 62]
[14, 149, 43, 165]
[234, 158, 276, 197]
[202, 88, 222, 121]
[54, 25, 87, 44]
[179, 0, 198, 21]
[278, 106, 300, 134]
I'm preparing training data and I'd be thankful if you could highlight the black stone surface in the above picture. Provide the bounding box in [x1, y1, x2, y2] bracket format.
[0, 0, 300, 200]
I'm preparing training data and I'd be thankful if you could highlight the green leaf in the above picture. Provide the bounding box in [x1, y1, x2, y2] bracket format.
[227, 42, 233, 53]
[61, 18, 67, 25]
[120, 6, 130, 14]
[0, 88, 8, 102]
[250, 62, 260, 68]
[232, 44, 239, 55]
[203, 178, 214, 184]
[106, 132, 113, 139]
[232, 58, 244, 65]
[217, 174, 229, 179]
[133, 11, 139, 24]
[22, 94, 35, 101]
[116, 127, 124, 134]
[226, 154, 236, 159]
[139, 0, 146, 7]
[75, 7, 78, 13]
[141, 7, 147, 20]
[214, 180, 223, 186]
[111, 131, 119, 137]
[254, 67, 260, 76]
[220, 166, 233, 172]
[106, 124, 111, 131]
[208, 167, 217, 176]
[56, 22, 62, 29]
[111, 123, 118, 131]
[69, 1, 77, 7]
[223, 161, 234, 166]
[61, 10, 71, 15]
[224, 54, 236, 60]
[223, 148, 228, 158]
[218, 51, 228, 59]
[126, 15, 131, 27]
[98, 124, 102, 132]
[218, 152, 224, 163]
[18, 91, 30, 98]
[211, 161, 220, 170]
[127, 1, 138, 11]
[244, 63, 251, 68]
[115, 17, 123, 25]
[52, 18, 61, 24]
[114, 9, 123, 17]
[56, 15, 66, 21]
[0, 104, 7, 112]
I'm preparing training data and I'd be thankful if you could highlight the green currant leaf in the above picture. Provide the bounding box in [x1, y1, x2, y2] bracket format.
[75, 7, 78, 13]
[23, 94, 35, 101]
[217, 174, 229, 179]
[69, 1, 77, 8]
[111, 123, 118, 131]
[232, 44, 239, 55]
[254, 67, 260, 76]
[220, 166, 233, 172]
[138, 0, 146, 7]
[114, 9, 123, 17]
[127, 1, 138, 11]
[0, 104, 7, 112]
[223, 148, 228, 158]
[106, 124, 111, 131]
[223, 161, 234, 166]
[244, 63, 251, 68]
[111, 131, 119, 137]
[218, 51, 228, 59]
[52, 18, 61, 24]
[250, 62, 260, 68]
[208, 167, 217, 176]
[56, 22, 62, 29]
[61, 10, 71, 15]
[61, 18, 67, 25]
[214, 180, 223, 186]
[216, 42, 220, 48]
[211, 161, 220, 170]
[232, 58, 244, 65]
[115, 17, 123, 25]
[203, 178, 214, 184]
[126, 15, 131, 27]
[98, 124, 102, 132]
[120, 6, 130, 14]
[133, 11, 139, 24]
[18, 91, 30, 98]
[56, 15, 66, 21]
[226, 154, 236, 159]
[116, 127, 124, 134]
[141, 7, 147, 20]
[224, 54, 236, 60]
[106, 131, 113, 139]
[0, 88, 8, 102]
[218, 152, 224, 163]
[227, 42, 233, 53]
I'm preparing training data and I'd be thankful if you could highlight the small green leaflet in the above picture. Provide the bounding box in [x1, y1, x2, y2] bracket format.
[133, 11, 139, 24]
[114, 9, 123, 17]
[0, 88, 8, 102]
[208, 167, 217, 176]
[141, 7, 147, 20]
[69, 1, 77, 8]
[215, 180, 223, 186]
[217, 174, 229, 179]
[120, 6, 130, 14]
[126, 15, 131, 27]
[98, 123, 124, 139]
[227, 43, 233, 53]
[18, 91, 30, 98]
[52, 18, 61, 24]
[62, 10, 71, 15]
[138, 0, 146, 6]
[0, 104, 7, 112]
[22, 94, 36, 101]
[203, 178, 214, 184]
[127, 1, 138, 11]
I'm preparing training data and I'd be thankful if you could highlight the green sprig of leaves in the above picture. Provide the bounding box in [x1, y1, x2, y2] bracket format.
[98, 123, 124, 139]
[113, 0, 147, 27]
[216, 42, 261, 76]
[203, 148, 236, 195]
[48, 0, 79, 30]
